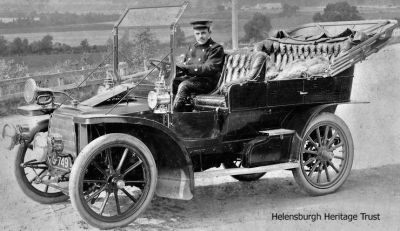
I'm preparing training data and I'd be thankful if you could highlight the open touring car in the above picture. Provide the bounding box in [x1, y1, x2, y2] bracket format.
[1, 2, 397, 229]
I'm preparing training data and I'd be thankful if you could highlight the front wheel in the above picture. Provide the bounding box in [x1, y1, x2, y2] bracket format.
[292, 113, 354, 196]
[14, 123, 69, 204]
[69, 133, 157, 229]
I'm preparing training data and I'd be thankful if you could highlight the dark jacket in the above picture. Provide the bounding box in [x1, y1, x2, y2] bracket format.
[180, 38, 225, 84]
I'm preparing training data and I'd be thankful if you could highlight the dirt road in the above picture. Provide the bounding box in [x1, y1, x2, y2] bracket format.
[1, 44, 400, 231]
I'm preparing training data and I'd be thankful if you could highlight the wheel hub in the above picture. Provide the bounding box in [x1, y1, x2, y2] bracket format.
[108, 175, 125, 189]
[319, 147, 334, 161]
[116, 180, 125, 189]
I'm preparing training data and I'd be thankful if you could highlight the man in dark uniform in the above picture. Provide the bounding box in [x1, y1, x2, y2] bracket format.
[173, 20, 225, 112]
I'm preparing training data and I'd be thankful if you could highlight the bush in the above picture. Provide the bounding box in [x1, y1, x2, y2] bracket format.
[241, 13, 272, 43]
[0, 59, 28, 80]
[313, 2, 363, 22]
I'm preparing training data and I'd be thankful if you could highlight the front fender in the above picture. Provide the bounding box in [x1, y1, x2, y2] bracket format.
[73, 114, 194, 200]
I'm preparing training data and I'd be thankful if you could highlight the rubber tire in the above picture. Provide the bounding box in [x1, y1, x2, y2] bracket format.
[69, 133, 157, 230]
[223, 162, 266, 182]
[14, 123, 69, 204]
[292, 113, 354, 196]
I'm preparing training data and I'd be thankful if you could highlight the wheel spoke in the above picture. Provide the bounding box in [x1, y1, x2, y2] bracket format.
[86, 185, 107, 203]
[307, 135, 319, 149]
[29, 169, 46, 183]
[327, 160, 340, 173]
[327, 130, 338, 147]
[121, 159, 143, 178]
[92, 161, 107, 176]
[303, 157, 316, 166]
[324, 163, 331, 182]
[308, 160, 320, 177]
[304, 150, 318, 155]
[125, 180, 145, 184]
[121, 188, 137, 203]
[116, 148, 129, 174]
[317, 164, 323, 183]
[316, 127, 322, 146]
[99, 191, 110, 215]
[323, 125, 330, 145]
[106, 150, 114, 173]
[44, 176, 50, 193]
[334, 155, 344, 160]
[83, 179, 107, 184]
[330, 142, 343, 151]
[114, 188, 121, 215]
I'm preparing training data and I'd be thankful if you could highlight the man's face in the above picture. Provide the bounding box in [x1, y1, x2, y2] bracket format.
[193, 28, 211, 45]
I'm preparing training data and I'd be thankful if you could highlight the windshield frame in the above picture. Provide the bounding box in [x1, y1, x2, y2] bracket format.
[112, 2, 189, 86]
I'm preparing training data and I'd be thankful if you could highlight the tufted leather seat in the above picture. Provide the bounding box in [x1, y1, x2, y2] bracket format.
[193, 50, 267, 110]
[254, 39, 351, 65]
[253, 39, 352, 80]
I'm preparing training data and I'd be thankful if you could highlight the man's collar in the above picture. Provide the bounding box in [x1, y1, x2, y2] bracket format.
[195, 38, 214, 47]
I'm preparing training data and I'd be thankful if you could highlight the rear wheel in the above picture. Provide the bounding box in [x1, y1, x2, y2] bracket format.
[223, 159, 266, 181]
[14, 123, 69, 204]
[69, 133, 157, 229]
[292, 113, 354, 196]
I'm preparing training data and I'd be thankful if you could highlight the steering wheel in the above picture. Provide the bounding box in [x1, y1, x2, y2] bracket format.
[148, 58, 171, 71]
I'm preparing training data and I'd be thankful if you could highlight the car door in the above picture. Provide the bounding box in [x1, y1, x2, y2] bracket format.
[267, 79, 304, 106]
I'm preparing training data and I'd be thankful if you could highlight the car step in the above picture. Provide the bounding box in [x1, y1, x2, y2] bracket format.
[259, 128, 296, 136]
[194, 162, 299, 178]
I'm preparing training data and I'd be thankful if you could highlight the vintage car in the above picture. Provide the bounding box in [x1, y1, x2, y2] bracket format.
[1, 2, 397, 229]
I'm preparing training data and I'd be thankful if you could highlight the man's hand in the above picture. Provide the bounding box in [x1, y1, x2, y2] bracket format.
[176, 63, 187, 75]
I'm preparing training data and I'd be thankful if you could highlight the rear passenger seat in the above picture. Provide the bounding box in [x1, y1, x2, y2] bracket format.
[253, 39, 352, 80]
[192, 38, 352, 110]
[193, 50, 267, 110]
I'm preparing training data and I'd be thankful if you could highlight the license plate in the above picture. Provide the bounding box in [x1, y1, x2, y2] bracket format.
[52, 156, 71, 169]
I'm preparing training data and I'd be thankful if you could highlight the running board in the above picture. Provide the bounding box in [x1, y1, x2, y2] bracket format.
[259, 128, 295, 136]
[194, 162, 299, 178]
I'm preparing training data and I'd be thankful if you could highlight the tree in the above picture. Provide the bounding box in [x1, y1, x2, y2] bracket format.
[80, 39, 90, 52]
[175, 25, 186, 47]
[40, 35, 53, 54]
[0, 36, 8, 56]
[22, 38, 29, 54]
[130, 28, 160, 69]
[313, 2, 363, 22]
[29, 41, 41, 54]
[9, 37, 23, 55]
[242, 13, 272, 43]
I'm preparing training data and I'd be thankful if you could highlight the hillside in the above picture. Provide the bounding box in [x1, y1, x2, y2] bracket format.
[0, 0, 399, 15]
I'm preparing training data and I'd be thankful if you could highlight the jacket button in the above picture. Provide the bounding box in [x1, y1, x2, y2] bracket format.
[198, 58, 201, 61]
[202, 49, 205, 52]
[194, 68, 198, 72]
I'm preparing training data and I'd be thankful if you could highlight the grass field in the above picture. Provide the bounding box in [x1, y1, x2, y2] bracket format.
[1, 7, 398, 47]
[4, 52, 105, 74]
[0, 7, 398, 76]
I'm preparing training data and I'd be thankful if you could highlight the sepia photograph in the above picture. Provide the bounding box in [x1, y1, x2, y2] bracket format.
[0, 0, 399, 230]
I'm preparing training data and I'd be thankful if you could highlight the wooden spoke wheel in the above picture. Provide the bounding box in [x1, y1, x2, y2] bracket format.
[293, 113, 354, 196]
[69, 133, 157, 229]
[14, 123, 68, 204]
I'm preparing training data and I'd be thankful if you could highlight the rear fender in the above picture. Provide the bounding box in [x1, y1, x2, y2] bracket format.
[282, 104, 339, 160]
[73, 115, 194, 200]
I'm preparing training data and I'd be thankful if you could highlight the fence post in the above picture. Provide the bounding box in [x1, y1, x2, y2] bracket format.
[58, 77, 64, 87]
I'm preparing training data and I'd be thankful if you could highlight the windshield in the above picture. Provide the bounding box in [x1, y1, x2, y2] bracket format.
[114, 4, 187, 90]
[116, 6, 185, 28]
